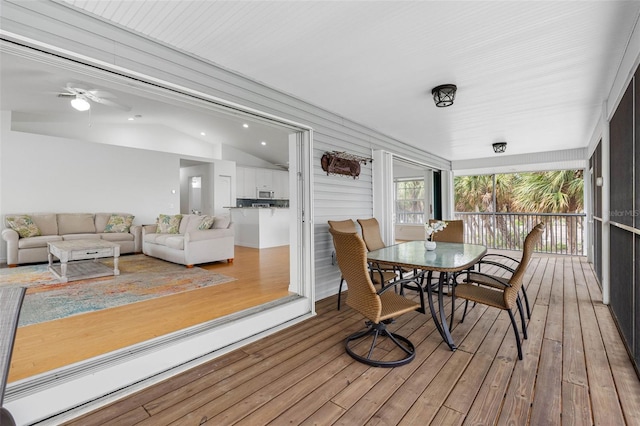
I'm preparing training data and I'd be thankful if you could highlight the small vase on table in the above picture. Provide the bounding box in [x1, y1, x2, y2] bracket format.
[424, 239, 436, 251]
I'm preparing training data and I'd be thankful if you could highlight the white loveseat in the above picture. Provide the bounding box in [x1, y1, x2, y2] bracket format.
[2, 212, 141, 266]
[142, 214, 234, 267]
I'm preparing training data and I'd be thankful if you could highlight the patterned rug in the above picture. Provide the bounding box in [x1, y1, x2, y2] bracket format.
[0, 254, 236, 327]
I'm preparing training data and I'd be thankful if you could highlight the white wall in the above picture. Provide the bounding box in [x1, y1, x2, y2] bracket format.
[0, 111, 182, 262]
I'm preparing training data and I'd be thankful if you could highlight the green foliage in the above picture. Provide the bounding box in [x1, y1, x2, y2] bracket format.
[454, 170, 583, 213]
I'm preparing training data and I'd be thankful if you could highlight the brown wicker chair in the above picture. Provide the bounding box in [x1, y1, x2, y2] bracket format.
[452, 223, 544, 360]
[463, 223, 544, 320]
[429, 219, 464, 243]
[328, 220, 397, 310]
[425, 219, 465, 292]
[357, 218, 410, 278]
[329, 228, 424, 367]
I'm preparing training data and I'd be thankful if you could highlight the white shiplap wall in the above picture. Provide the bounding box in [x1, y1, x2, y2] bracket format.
[0, 0, 450, 300]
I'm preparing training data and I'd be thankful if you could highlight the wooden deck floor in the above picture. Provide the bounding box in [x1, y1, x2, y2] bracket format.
[67, 255, 640, 425]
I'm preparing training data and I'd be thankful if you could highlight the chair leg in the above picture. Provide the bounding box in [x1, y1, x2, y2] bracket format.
[345, 321, 416, 367]
[507, 309, 523, 360]
[516, 296, 528, 340]
[450, 288, 456, 326]
[461, 300, 469, 323]
[521, 287, 531, 319]
[337, 276, 345, 310]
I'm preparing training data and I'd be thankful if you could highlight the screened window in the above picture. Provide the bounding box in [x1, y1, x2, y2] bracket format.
[395, 179, 425, 224]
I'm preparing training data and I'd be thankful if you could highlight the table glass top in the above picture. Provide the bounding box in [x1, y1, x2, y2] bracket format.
[367, 241, 487, 271]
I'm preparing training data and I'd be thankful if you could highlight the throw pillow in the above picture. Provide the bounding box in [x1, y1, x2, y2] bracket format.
[104, 214, 135, 233]
[198, 215, 215, 230]
[156, 214, 182, 234]
[213, 215, 231, 229]
[6, 215, 41, 238]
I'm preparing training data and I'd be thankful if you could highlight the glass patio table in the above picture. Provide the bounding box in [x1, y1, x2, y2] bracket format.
[367, 241, 487, 350]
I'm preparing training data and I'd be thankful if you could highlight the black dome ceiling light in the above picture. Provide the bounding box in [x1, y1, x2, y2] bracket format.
[431, 84, 457, 107]
[492, 142, 507, 153]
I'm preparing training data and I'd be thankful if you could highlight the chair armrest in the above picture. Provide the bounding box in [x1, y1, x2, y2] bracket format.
[378, 277, 426, 315]
[455, 270, 512, 288]
[142, 224, 158, 235]
[1, 229, 18, 243]
[477, 259, 516, 274]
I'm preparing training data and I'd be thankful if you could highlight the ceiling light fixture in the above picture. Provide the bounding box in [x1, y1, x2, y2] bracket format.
[70, 95, 90, 111]
[200, 132, 206, 136]
[492, 142, 507, 153]
[243, 123, 249, 128]
[431, 84, 457, 107]
[261, 141, 267, 146]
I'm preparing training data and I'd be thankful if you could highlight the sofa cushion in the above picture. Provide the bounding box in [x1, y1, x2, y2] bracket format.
[156, 214, 182, 234]
[104, 214, 135, 233]
[5, 215, 41, 238]
[164, 236, 185, 250]
[100, 232, 134, 242]
[62, 234, 101, 241]
[198, 215, 215, 230]
[213, 215, 231, 229]
[30, 214, 58, 236]
[183, 215, 202, 233]
[17, 235, 62, 249]
[58, 213, 96, 234]
[178, 214, 194, 234]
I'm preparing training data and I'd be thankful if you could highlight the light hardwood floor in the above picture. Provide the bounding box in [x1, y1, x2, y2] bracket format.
[8, 245, 291, 383]
[67, 254, 640, 425]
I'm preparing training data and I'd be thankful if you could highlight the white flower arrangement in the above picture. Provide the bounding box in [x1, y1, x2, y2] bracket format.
[424, 220, 448, 241]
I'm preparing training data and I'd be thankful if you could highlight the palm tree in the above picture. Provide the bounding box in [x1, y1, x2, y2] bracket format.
[512, 170, 584, 253]
[454, 174, 517, 245]
[454, 170, 584, 253]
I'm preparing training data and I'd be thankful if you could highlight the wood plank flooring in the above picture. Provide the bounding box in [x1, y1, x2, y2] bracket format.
[67, 254, 640, 425]
[8, 245, 291, 382]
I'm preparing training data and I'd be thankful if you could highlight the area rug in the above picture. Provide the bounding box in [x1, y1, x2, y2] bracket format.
[0, 255, 236, 327]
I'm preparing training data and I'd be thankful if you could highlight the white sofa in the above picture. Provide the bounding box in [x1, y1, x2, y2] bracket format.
[2, 212, 141, 266]
[142, 214, 234, 267]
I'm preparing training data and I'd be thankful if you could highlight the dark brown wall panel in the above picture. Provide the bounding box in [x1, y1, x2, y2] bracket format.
[611, 81, 634, 227]
[635, 234, 640, 368]
[610, 225, 634, 349]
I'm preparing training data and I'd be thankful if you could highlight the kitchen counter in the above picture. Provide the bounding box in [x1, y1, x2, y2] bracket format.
[229, 207, 290, 248]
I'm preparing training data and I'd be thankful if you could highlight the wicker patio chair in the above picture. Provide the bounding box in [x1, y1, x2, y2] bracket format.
[452, 223, 544, 360]
[329, 228, 424, 367]
[357, 218, 411, 278]
[328, 219, 397, 310]
[429, 219, 464, 243]
[462, 222, 545, 320]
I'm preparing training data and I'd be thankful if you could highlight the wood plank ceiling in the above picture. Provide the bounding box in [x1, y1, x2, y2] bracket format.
[58, 1, 640, 163]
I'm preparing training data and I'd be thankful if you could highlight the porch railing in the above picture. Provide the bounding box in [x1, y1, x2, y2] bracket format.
[454, 212, 586, 255]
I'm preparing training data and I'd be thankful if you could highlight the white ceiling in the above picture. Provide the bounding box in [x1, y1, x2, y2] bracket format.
[0, 49, 293, 166]
[53, 0, 640, 163]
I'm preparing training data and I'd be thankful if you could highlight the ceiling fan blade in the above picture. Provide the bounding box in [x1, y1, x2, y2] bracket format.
[88, 90, 116, 99]
[94, 97, 132, 111]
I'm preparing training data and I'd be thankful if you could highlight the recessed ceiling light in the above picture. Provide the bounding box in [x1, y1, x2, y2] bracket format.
[201, 132, 206, 136]
[261, 141, 267, 146]
[243, 123, 249, 128]
[128, 117, 134, 121]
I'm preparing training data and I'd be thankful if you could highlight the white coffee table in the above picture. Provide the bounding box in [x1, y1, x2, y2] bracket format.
[47, 239, 120, 283]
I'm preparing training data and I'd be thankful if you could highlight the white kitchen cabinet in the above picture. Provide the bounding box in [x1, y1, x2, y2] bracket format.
[236, 166, 289, 198]
[272, 170, 289, 199]
[255, 168, 273, 189]
[243, 167, 256, 197]
[236, 167, 246, 197]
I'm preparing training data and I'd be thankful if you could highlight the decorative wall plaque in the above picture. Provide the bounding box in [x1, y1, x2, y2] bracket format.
[321, 151, 373, 179]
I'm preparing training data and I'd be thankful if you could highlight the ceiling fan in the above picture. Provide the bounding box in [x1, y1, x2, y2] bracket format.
[57, 84, 131, 112]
